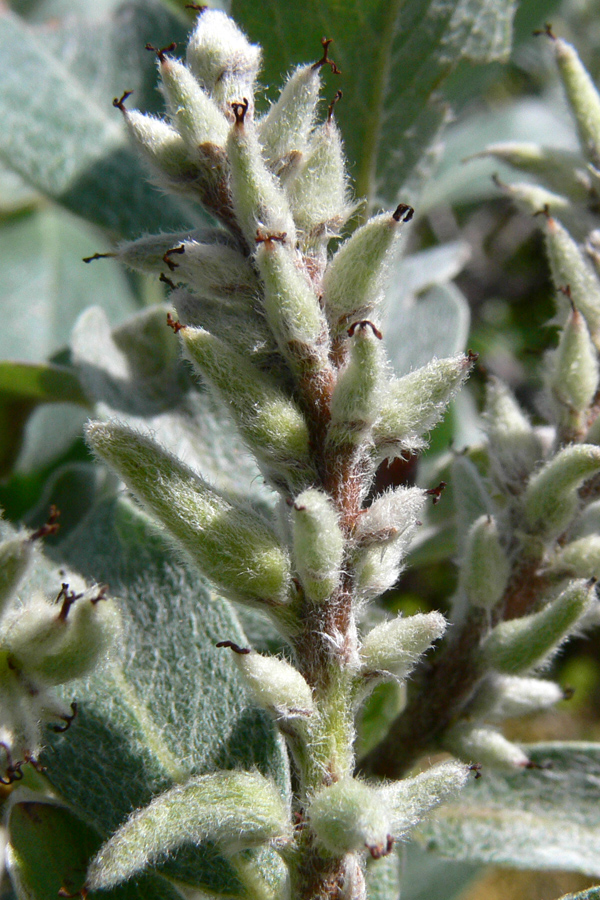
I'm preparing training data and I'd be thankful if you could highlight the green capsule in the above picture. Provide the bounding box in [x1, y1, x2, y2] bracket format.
[545, 216, 600, 343]
[182, 327, 314, 488]
[374, 354, 474, 457]
[525, 443, 600, 536]
[168, 239, 260, 302]
[227, 110, 296, 247]
[460, 515, 510, 611]
[254, 239, 328, 372]
[550, 304, 599, 436]
[157, 54, 229, 151]
[328, 321, 386, 447]
[3, 592, 120, 686]
[480, 578, 595, 674]
[443, 722, 530, 770]
[360, 611, 446, 678]
[292, 489, 344, 604]
[484, 377, 542, 491]
[258, 63, 322, 169]
[468, 674, 565, 722]
[473, 142, 589, 201]
[228, 648, 314, 717]
[121, 109, 191, 182]
[286, 118, 354, 255]
[322, 207, 413, 334]
[86, 422, 293, 610]
[186, 10, 261, 115]
[0, 535, 32, 615]
[555, 38, 600, 167]
[550, 534, 600, 580]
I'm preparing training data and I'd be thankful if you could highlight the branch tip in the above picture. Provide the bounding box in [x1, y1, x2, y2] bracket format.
[216, 639, 251, 655]
[533, 23, 556, 40]
[166, 312, 184, 333]
[112, 90, 133, 111]
[425, 481, 447, 505]
[145, 42, 177, 63]
[82, 252, 114, 264]
[163, 244, 186, 271]
[29, 505, 61, 542]
[392, 203, 414, 223]
[312, 37, 341, 74]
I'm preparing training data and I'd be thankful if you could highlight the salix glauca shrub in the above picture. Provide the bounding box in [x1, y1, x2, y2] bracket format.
[5, 7, 600, 900]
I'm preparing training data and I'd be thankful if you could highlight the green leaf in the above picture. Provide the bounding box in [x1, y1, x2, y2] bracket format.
[71, 305, 276, 511]
[0, 207, 138, 364]
[0, 5, 205, 238]
[399, 843, 480, 900]
[232, 0, 517, 206]
[417, 743, 600, 876]
[86, 772, 290, 891]
[0, 362, 87, 406]
[7, 801, 184, 900]
[385, 283, 471, 376]
[43, 496, 289, 893]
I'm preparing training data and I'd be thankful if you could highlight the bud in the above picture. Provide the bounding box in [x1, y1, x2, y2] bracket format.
[468, 674, 564, 722]
[495, 179, 574, 220]
[86, 422, 293, 610]
[0, 535, 32, 614]
[226, 647, 314, 717]
[182, 327, 314, 487]
[544, 217, 600, 342]
[360, 611, 446, 678]
[322, 208, 412, 334]
[120, 109, 191, 182]
[186, 10, 261, 115]
[2, 590, 120, 686]
[480, 578, 595, 673]
[459, 515, 510, 611]
[525, 444, 600, 536]
[157, 54, 229, 151]
[87, 772, 290, 891]
[549, 304, 599, 433]
[166, 239, 260, 302]
[254, 239, 328, 372]
[173, 291, 275, 365]
[227, 111, 296, 246]
[374, 354, 473, 457]
[555, 38, 600, 167]
[286, 119, 353, 248]
[308, 777, 390, 857]
[309, 762, 468, 857]
[328, 322, 386, 446]
[483, 377, 541, 491]
[550, 534, 600, 580]
[473, 142, 589, 200]
[354, 487, 425, 600]
[443, 722, 530, 770]
[258, 63, 322, 169]
[292, 489, 344, 603]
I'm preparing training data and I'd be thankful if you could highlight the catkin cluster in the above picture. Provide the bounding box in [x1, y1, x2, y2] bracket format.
[74, 10, 600, 900]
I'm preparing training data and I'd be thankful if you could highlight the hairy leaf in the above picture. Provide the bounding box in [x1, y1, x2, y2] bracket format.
[0, 5, 203, 237]
[417, 743, 600, 876]
[43, 496, 289, 893]
[232, 0, 517, 206]
[7, 801, 183, 900]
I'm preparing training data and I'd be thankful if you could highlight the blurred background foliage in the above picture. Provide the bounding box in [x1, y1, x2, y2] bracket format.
[2, 0, 600, 897]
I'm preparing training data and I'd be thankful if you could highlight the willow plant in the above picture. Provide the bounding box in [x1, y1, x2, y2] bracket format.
[3, 8, 600, 900]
